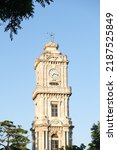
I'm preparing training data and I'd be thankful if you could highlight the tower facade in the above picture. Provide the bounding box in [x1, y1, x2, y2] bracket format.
[32, 41, 73, 150]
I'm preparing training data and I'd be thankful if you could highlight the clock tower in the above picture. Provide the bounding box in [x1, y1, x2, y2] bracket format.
[32, 41, 74, 150]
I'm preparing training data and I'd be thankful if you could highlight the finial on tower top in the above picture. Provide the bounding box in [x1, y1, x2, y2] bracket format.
[44, 32, 59, 52]
[47, 32, 55, 42]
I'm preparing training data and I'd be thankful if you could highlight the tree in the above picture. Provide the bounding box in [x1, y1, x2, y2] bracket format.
[0, 0, 53, 40]
[59, 144, 86, 150]
[87, 121, 100, 150]
[0, 120, 30, 150]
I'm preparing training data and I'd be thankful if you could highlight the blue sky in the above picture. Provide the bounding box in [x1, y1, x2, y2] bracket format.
[0, 0, 99, 148]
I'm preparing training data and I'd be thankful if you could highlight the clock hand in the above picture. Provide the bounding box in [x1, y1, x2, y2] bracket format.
[52, 73, 56, 76]
[53, 73, 59, 77]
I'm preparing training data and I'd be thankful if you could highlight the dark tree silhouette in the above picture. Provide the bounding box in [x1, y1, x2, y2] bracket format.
[87, 121, 100, 150]
[0, 120, 30, 150]
[0, 0, 53, 40]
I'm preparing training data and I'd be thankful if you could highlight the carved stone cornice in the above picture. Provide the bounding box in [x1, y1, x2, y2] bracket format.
[32, 86, 72, 99]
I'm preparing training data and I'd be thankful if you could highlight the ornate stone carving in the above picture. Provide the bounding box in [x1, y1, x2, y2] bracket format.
[32, 41, 73, 150]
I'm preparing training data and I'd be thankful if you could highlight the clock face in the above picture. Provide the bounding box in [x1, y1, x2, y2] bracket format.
[49, 68, 59, 80]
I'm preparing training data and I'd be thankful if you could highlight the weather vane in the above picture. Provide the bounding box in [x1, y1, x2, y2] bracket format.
[47, 32, 55, 42]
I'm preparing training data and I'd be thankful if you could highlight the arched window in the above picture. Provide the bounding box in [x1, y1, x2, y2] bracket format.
[51, 134, 59, 150]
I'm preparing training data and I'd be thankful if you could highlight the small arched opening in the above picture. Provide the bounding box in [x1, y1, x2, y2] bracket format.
[51, 134, 59, 150]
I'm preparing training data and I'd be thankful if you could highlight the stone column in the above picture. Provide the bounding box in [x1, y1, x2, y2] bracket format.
[61, 63, 64, 87]
[37, 131, 39, 150]
[40, 63, 43, 86]
[43, 62, 46, 86]
[64, 95, 66, 117]
[65, 96, 67, 117]
[67, 131, 69, 145]
[48, 100, 51, 117]
[41, 131, 44, 150]
[49, 134, 51, 150]
[58, 100, 60, 118]
[46, 131, 48, 149]
[40, 97, 43, 117]
[60, 100, 62, 117]
[59, 139, 61, 148]
[64, 63, 67, 87]
[43, 95, 45, 116]
[45, 95, 47, 117]
[67, 97, 69, 117]
[35, 102, 38, 120]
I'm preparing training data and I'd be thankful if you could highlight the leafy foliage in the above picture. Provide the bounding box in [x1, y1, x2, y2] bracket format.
[36, 0, 53, 7]
[0, 120, 30, 150]
[59, 122, 100, 150]
[87, 121, 100, 150]
[0, 0, 53, 40]
[59, 144, 86, 150]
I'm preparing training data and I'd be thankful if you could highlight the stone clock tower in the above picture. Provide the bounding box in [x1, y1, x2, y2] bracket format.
[32, 41, 74, 150]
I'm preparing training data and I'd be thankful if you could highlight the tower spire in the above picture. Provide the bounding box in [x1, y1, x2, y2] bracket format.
[47, 32, 55, 42]
[50, 32, 55, 42]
